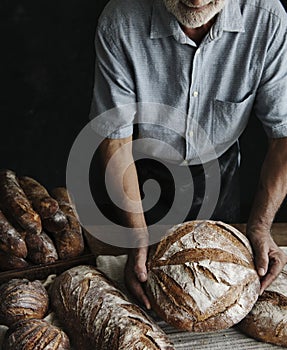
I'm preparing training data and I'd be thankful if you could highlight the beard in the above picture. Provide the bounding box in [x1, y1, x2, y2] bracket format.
[163, 0, 226, 28]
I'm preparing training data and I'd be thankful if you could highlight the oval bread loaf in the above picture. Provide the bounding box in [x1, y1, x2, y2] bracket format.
[0, 278, 49, 326]
[49, 265, 174, 350]
[146, 220, 260, 332]
[25, 231, 58, 264]
[0, 169, 42, 234]
[18, 176, 59, 219]
[48, 188, 84, 259]
[3, 318, 70, 350]
[238, 265, 287, 347]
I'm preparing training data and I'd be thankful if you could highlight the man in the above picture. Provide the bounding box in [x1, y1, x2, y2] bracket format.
[90, 0, 287, 309]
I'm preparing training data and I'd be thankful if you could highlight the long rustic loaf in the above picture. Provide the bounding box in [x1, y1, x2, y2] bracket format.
[0, 209, 27, 258]
[0, 278, 49, 326]
[49, 265, 174, 349]
[3, 318, 70, 350]
[25, 231, 58, 264]
[146, 220, 260, 332]
[238, 264, 287, 347]
[48, 188, 84, 259]
[18, 176, 59, 219]
[0, 170, 42, 234]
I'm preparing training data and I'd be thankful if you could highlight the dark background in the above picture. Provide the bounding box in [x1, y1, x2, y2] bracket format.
[1, 0, 286, 222]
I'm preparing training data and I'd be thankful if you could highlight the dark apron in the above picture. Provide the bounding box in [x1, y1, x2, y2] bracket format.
[136, 142, 240, 225]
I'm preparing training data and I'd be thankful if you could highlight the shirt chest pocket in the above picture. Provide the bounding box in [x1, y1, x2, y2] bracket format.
[212, 92, 255, 145]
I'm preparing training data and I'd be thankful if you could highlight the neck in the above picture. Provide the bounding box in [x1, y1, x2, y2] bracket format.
[181, 16, 216, 44]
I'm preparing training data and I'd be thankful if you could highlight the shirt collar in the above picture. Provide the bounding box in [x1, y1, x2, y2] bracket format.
[150, 0, 181, 39]
[150, 0, 245, 40]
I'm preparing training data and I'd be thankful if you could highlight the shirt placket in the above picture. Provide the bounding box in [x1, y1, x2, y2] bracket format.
[185, 45, 202, 164]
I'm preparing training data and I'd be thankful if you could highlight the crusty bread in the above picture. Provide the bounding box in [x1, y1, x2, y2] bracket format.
[49, 265, 174, 349]
[25, 231, 58, 264]
[0, 278, 49, 326]
[238, 265, 287, 347]
[0, 169, 42, 234]
[18, 176, 59, 220]
[49, 187, 84, 259]
[146, 220, 260, 332]
[3, 318, 70, 350]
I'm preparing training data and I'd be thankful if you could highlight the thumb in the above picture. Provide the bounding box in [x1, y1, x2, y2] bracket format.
[133, 247, 148, 282]
[253, 242, 269, 277]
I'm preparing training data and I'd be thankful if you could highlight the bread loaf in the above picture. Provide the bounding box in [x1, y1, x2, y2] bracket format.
[25, 231, 58, 264]
[238, 265, 287, 347]
[0, 170, 42, 234]
[0, 209, 28, 258]
[0, 278, 49, 326]
[49, 188, 84, 259]
[0, 170, 42, 233]
[146, 220, 260, 332]
[0, 250, 29, 271]
[50, 265, 174, 349]
[19, 176, 59, 219]
[2, 319, 70, 350]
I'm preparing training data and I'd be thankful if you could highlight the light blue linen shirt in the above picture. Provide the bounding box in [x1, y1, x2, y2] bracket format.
[90, 0, 287, 164]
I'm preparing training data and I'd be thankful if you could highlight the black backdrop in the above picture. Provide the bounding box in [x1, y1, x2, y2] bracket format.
[1, 0, 286, 222]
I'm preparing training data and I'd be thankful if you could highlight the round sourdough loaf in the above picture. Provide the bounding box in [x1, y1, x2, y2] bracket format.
[3, 319, 70, 350]
[146, 220, 260, 332]
[0, 279, 49, 326]
[238, 265, 287, 347]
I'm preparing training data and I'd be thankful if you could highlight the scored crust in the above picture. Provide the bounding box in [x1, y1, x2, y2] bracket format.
[146, 220, 260, 332]
[50, 265, 174, 350]
[238, 265, 287, 346]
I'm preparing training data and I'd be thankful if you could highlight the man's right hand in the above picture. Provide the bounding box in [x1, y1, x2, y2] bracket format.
[124, 246, 151, 310]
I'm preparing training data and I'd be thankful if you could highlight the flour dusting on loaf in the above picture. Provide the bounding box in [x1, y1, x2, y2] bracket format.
[146, 220, 260, 332]
[49, 265, 174, 349]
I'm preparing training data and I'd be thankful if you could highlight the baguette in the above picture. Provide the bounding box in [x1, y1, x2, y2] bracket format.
[0, 278, 49, 326]
[3, 319, 70, 350]
[18, 176, 59, 219]
[0, 209, 27, 258]
[49, 187, 84, 259]
[0, 170, 42, 234]
[146, 220, 260, 332]
[49, 265, 174, 349]
[25, 231, 58, 264]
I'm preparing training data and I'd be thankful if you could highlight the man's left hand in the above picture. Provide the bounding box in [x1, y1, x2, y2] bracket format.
[248, 229, 287, 294]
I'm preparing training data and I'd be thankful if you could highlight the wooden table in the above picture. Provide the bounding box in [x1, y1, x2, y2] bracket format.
[233, 222, 287, 246]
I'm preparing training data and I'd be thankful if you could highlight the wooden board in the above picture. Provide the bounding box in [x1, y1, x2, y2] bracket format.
[0, 253, 96, 284]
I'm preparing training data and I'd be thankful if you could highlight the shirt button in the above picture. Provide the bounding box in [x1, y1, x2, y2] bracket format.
[189, 131, 193, 137]
[193, 91, 199, 97]
[182, 160, 188, 165]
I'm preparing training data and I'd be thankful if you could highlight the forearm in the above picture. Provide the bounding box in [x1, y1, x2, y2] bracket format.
[247, 138, 287, 234]
[99, 136, 147, 231]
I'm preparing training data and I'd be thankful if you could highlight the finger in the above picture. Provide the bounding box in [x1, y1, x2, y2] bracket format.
[253, 241, 269, 277]
[132, 280, 151, 309]
[259, 254, 284, 294]
[126, 273, 151, 309]
[133, 247, 148, 282]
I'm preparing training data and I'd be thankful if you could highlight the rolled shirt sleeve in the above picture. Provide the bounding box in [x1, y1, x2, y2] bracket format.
[89, 25, 136, 139]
